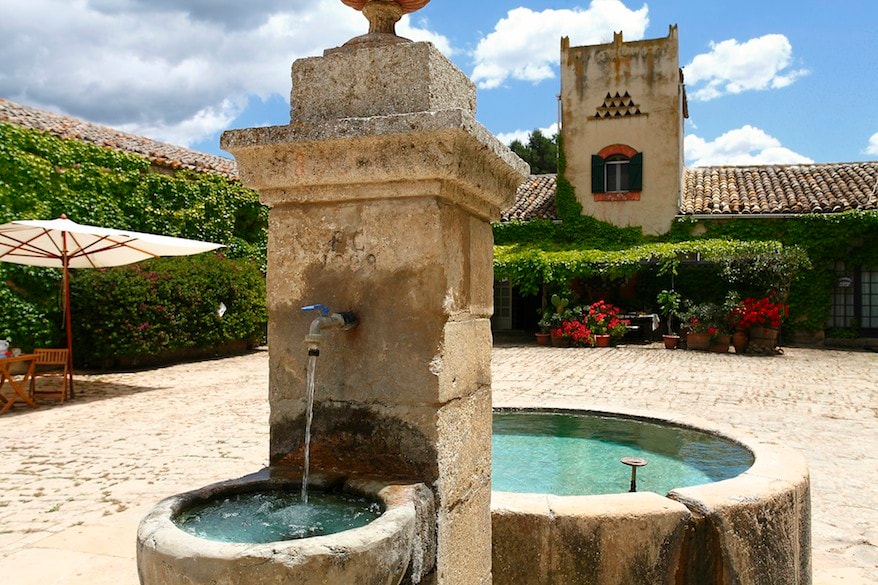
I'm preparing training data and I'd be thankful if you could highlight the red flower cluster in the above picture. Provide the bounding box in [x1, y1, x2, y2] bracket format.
[551, 300, 629, 346]
[585, 300, 629, 338]
[552, 319, 593, 346]
[734, 297, 789, 329]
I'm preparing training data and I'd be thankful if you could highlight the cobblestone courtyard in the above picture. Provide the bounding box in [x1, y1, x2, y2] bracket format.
[0, 343, 875, 584]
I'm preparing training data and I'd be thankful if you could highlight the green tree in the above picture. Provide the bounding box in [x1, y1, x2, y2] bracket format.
[509, 129, 558, 174]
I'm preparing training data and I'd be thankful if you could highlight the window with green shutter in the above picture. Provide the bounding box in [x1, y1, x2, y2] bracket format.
[592, 149, 643, 193]
[605, 155, 630, 191]
[629, 152, 643, 190]
[592, 155, 605, 193]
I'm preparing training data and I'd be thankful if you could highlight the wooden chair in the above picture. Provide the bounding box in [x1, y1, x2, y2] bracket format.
[29, 349, 71, 403]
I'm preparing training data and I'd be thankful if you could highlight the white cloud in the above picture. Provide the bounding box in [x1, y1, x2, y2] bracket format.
[496, 123, 559, 146]
[685, 125, 814, 167]
[0, 0, 450, 148]
[471, 0, 649, 89]
[118, 99, 244, 149]
[684, 34, 809, 101]
[866, 132, 878, 156]
[399, 17, 453, 56]
[87, 0, 294, 31]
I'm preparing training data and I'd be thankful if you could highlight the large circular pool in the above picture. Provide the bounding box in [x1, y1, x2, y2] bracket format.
[492, 410, 754, 496]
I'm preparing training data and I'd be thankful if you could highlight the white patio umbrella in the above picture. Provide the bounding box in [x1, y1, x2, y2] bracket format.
[0, 214, 225, 396]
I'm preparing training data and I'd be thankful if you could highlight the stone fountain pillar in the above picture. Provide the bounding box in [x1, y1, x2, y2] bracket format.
[221, 18, 527, 585]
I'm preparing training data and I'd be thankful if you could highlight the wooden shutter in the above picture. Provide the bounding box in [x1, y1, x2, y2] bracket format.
[591, 155, 605, 193]
[629, 152, 643, 191]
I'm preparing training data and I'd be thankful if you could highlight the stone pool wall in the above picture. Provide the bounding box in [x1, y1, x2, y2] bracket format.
[493, 491, 691, 583]
[137, 471, 435, 585]
[491, 430, 811, 585]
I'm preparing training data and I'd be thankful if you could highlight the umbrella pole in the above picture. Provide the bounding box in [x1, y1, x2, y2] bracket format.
[62, 246, 75, 398]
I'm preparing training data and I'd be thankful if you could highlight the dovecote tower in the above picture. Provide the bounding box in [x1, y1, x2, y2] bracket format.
[560, 25, 687, 235]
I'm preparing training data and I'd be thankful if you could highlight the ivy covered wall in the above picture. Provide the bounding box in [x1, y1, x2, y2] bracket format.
[668, 212, 878, 333]
[0, 122, 267, 261]
[0, 122, 268, 357]
[493, 138, 878, 336]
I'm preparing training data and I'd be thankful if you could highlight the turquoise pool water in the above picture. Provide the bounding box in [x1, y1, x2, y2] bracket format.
[492, 411, 754, 496]
[175, 490, 383, 543]
[175, 412, 753, 543]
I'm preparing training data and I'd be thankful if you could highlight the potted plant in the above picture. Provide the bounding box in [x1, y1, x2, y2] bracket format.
[656, 289, 682, 349]
[707, 326, 730, 353]
[724, 292, 749, 354]
[534, 329, 551, 345]
[552, 314, 593, 347]
[733, 294, 789, 355]
[583, 300, 628, 347]
[535, 308, 553, 345]
[537, 294, 569, 344]
[682, 302, 723, 351]
[546, 294, 573, 347]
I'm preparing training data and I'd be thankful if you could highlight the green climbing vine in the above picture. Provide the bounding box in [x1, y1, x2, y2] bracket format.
[493, 135, 876, 334]
[0, 122, 267, 261]
[494, 239, 809, 297]
[667, 212, 878, 331]
[0, 122, 269, 358]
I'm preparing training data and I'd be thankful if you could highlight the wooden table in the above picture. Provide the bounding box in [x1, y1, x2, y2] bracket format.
[0, 354, 39, 415]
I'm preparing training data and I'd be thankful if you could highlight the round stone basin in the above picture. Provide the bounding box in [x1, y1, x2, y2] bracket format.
[492, 410, 755, 495]
[137, 472, 435, 585]
[175, 489, 383, 543]
[490, 408, 811, 585]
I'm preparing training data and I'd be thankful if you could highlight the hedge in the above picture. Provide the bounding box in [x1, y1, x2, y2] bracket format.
[70, 254, 266, 368]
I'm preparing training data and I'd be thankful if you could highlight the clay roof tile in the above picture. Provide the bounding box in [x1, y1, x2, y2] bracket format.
[0, 97, 238, 179]
[681, 162, 878, 216]
[500, 174, 559, 222]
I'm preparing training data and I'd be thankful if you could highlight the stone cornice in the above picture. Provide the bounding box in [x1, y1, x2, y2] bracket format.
[222, 110, 528, 221]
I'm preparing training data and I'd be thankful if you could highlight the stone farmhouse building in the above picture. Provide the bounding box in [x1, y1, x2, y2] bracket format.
[2, 26, 876, 340]
[501, 26, 877, 339]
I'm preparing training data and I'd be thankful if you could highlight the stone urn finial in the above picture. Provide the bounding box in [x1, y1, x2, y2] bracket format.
[339, 1, 430, 46]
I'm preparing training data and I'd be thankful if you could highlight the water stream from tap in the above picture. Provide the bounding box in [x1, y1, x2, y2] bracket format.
[302, 353, 318, 503]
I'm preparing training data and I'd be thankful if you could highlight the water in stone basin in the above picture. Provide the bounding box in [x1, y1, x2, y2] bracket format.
[175, 490, 383, 544]
[174, 411, 751, 544]
[492, 411, 754, 496]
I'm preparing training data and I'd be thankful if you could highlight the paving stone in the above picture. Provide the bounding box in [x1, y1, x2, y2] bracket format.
[0, 345, 875, 584]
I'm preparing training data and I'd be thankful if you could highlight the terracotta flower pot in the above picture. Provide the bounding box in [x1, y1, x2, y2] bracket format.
[551, 333, 571, 348]
[594, 334, 611, 347]
[686, 332, 710, 351]
[663, 334, 680, 349]
[535, 332, 550, 346]
[748, 326, 780, 354]
[732, 331, 748, 354]
[709, 334, 730, 353]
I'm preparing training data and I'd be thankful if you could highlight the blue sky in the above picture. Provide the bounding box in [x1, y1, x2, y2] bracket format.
[2, 1, 877, 167]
